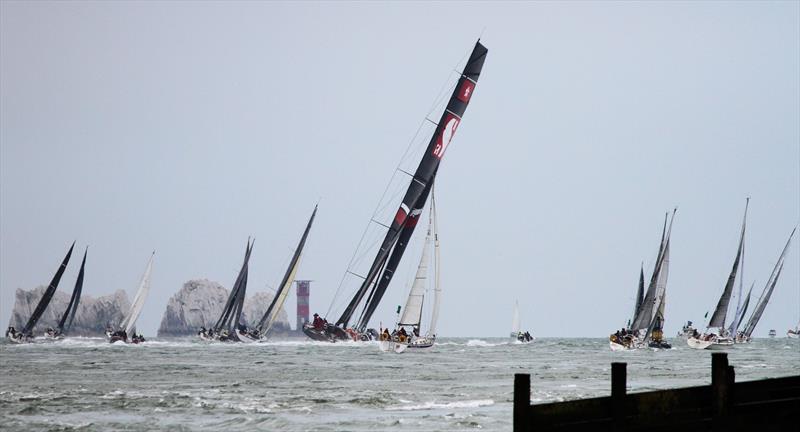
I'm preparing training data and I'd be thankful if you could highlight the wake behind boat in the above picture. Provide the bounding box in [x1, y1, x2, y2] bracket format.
[106, 252, 154, 344]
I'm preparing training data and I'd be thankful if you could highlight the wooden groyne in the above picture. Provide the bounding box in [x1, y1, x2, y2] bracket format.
[514, 352, 800, 431]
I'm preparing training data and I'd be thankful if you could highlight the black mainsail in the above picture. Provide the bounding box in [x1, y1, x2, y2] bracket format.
[707, 199, 748, 329]
[56, 247, 87, 336]
[255, 205, 317, 337]
[20, 242, 75, 336]
[631, 214, 668, 331]
[213, 239, 253, 334]
[631, 264, 644, 324]
[335, 40, 488, 333]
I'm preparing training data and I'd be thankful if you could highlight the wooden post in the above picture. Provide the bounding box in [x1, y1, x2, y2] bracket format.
[711, 353, 730, 431]
[611, 362, 627, 431]
[514, 373, 531, 432]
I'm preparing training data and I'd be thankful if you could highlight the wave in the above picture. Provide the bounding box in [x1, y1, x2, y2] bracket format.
[386, 399, 494, 411]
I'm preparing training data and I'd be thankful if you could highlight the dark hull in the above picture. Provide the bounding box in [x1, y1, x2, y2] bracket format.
[302, 326, 334, 342]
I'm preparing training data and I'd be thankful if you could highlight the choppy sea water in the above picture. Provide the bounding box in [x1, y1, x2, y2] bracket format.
[1, 337, 798, 431]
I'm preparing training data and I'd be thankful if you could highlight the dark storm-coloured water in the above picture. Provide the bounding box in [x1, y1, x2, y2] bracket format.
[1, 337, 798, 431]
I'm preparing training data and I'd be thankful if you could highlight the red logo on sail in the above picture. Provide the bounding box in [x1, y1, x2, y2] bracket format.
[432, 113, 460, 159]
[457, 80, 475, 102]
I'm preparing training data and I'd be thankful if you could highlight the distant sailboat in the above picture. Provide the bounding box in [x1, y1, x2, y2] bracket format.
[199, 239, 252, 342]
[788, 321, 800, 339]
[379, 192, 441, 353]
[308, 40, 488, 342]
[735, 227, 795, 343]
[688, 200, 748, 350]
[107, 252, 154, 344]
[6, 242, 75, 343]
[240, 205, 317, 342]
[47, 247, 87, 339]
[610, 210, 675, 351]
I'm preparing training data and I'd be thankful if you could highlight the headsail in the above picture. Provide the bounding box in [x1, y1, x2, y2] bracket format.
[730, 281, 754, 335]
[632, 264, 644, 324]
[256, 205, 318, 336]
[21, 242, 75, 335]
[336, 40, 488, 331]
[56, 247, 87, 335]
[511, 301, 521, 335]
[741, 227, 795, 337]
[398, 209, 432, 329]
[121, 252, 154, 335]
[708, 199, 748, 329]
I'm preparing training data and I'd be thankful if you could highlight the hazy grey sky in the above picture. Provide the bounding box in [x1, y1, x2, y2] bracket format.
[2, 1, 798, 337]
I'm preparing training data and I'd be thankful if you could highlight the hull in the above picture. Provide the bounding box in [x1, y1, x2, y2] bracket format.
[108, 335, 127, 344]
[788, 330, 799, 339]
[688, 336, 733, 350]
[379, 340, 410, 354]
[407, 337, 435, 349]
[302, 325, 335, 342]
[609, 341, 631, 351]
[6, 334, 28, 344]
[236, 330, 259, 344]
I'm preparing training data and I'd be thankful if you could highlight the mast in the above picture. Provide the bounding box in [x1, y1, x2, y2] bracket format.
[21, 242, 75, 335]
[741, 227, 795, 337]
[337, 40, 488, 331]
[428, 190, 442, 337]
[257, 205, 318, 336]
[57, 247, 87, 335]
[708, 200, 748, 329]
[644, 209, 676, 341]
[121, 252, 154, 335]
[511, 301, 521, 335]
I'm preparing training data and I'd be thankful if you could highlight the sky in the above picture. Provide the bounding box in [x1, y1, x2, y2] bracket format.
[1, 1, 798, 338]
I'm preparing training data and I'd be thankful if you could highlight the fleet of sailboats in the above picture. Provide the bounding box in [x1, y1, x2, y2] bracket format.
[199, 239, 253, 342]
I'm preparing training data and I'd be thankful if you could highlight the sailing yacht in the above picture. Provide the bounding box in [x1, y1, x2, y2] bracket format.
[610, 210, 675, 351]
[306, 40, 488, 342]
[46, 247, 87, 340]
[735, 227, 795, 343]
[510, 301, 533, 343]
[688, 200, 749, 350]
[199, 239, 252, 342]
[241, 205, 317, 342]
[6, 242, 75, 343]
[379, 193, 441, 353]
[788, 322, 800, 339]
[107, 252, 154, 344]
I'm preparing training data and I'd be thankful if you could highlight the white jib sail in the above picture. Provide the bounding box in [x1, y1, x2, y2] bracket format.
[122, 252, 154, 334]
[398, 219, 431, 328]
[511, 301, 521, 335]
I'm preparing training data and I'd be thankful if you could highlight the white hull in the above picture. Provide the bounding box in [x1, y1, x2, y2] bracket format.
[236, 330, 259, 344]
[609, 341, 634, 351]
[687, 336, 734, 350]
[788, 331, 799, 339]
[378, 340, 408, 353]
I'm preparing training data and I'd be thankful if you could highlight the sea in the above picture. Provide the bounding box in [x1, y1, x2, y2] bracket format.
[1, 337, 798, 431]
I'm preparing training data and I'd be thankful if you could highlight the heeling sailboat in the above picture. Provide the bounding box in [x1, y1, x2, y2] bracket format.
[6, 242, 75, 343]
[610, 210, 675, 351]
[379, 191, 441, 353]
[311, 40, 487, 343]
[736, 227, 795, 343]
[688, 199, 748, 350]
[107, 252, 154, 344]
[199, 239, 253, 342]
[47, 247, 88, 339]
[239, 205, 317, 342]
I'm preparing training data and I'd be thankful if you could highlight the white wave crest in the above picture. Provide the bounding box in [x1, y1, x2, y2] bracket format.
[386, 399, 494, 411]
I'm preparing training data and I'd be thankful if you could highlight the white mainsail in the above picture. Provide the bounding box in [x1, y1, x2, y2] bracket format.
[121, 252, 154, 334]
[261, 258, 301, 336]
[511, 301, 521, 335]
[398, 224, 430, 327]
